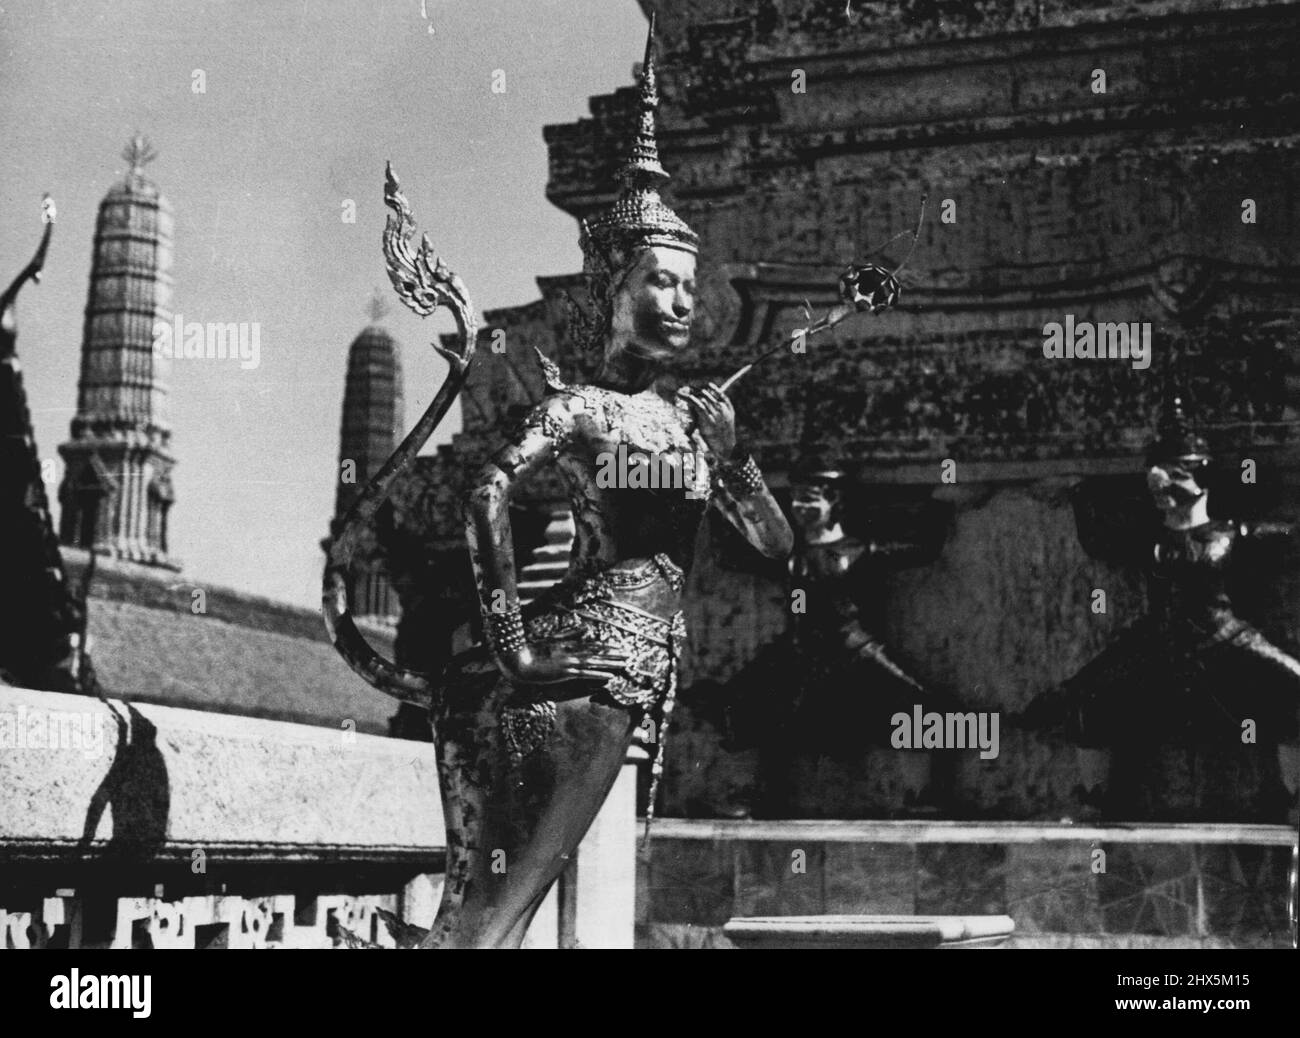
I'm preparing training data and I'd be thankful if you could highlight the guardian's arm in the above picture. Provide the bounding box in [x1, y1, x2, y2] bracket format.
[680, 381, 792, 560]
[710, 451, 794, 560]
[465, 394, 629, 684]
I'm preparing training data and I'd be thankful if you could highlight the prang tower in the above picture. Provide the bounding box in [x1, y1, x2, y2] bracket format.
[58, 135, 176, 568]
[326, 294, 404, 619]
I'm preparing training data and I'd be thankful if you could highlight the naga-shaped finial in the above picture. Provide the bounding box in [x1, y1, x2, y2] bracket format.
[381, 162, 476, 371]
[323, 163, 479, 704]
[2, 194, 55, 346]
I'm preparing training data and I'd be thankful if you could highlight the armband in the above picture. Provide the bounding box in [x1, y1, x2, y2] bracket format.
[713, 453, 765, 497]
[485, 602, 527, 654]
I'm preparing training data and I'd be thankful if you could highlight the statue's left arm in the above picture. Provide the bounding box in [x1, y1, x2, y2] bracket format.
[681, 382, 793, 560]
[709, 454, 793, 560]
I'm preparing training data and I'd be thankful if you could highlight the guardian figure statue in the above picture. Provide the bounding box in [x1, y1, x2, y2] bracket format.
[324, 16, 792, 947]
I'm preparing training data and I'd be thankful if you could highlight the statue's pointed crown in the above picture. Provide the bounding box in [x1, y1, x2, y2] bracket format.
[579, 12, 698, 269]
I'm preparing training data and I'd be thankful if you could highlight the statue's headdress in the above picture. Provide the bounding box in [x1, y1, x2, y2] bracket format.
[573, 13, 698, 350]
[789, 462, 847, 527]
[791, 464, 847, 491]
[1146, 376, 1211, 467]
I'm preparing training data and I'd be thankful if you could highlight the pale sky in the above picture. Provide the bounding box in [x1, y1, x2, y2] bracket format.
[0, 0, 647, 607]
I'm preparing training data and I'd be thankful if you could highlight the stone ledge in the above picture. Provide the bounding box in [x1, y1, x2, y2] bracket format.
[0, 685, 444, 858]
[724, 914, 1016, 949]
[642, 818, 1299, 845]
[0, 839, 440, 866]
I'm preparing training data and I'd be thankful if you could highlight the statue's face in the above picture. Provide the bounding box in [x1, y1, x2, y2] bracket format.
[609, 245, 696, 361]
[790, 482, 835, 531]
[1146, 461, 1207, 515]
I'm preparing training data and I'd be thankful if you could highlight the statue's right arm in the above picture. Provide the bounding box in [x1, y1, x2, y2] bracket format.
[464, 393, 631, 686]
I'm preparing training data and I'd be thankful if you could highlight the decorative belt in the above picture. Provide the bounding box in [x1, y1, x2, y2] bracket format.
[501, 553, 686, 833]
[568, 552, 685, 595]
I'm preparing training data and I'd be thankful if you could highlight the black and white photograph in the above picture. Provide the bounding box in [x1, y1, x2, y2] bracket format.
[1, 0, 1297, 1007]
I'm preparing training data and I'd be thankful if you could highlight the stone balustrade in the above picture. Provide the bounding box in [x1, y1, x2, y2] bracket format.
[0, 685, 639, 949]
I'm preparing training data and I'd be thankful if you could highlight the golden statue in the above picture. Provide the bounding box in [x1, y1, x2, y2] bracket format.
[324, 16, 792, 947]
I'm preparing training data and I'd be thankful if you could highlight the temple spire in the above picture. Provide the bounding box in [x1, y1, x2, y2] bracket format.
[58, 139, 177, 568]
[325, 312, 405, 620]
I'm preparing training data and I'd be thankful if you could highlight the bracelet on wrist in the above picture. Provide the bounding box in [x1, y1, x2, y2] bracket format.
[714, 453, 765, 496]
[484, 602, 527, 655]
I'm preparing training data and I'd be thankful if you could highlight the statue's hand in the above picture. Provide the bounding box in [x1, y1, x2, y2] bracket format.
[679, 382, 737, 460]
[494, 643, 633, 686]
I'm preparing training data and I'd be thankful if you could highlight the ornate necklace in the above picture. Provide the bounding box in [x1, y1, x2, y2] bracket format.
[536, 348, 711, 496]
